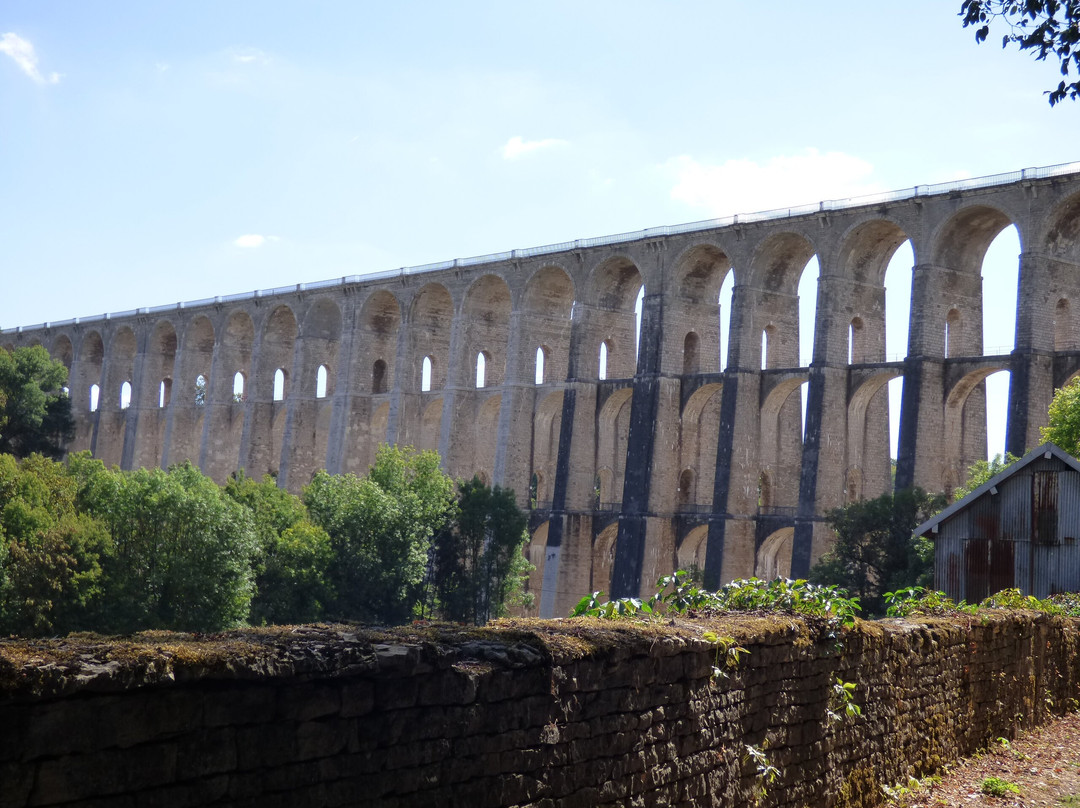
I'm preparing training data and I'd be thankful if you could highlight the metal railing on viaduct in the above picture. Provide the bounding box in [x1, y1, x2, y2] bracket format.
[4, 162, 1080, 617]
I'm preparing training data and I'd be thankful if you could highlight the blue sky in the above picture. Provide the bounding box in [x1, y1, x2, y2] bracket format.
[3, 1, 1078, 460]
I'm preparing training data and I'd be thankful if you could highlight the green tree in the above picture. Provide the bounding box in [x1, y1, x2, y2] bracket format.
[1042, 376, 1080, 454]
[953, 452, 1021, 499]
[0, 346, 75, 460]
[224, 471, 334, 625]
[0, 453, 112, 636]
[305, 444, 455, 624]
[809, 488, 946, 616]
[76, 458, 258, 633]
[428, 476, 532, 625]
[961, 0, 1080, 105]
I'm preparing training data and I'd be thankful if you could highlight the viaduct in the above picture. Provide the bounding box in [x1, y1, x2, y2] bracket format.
[4, 163, 1080, 617]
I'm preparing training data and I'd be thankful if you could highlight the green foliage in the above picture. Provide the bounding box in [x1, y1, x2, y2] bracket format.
[980, 776, 1020, 796]
[953, 452, 1020, 499]
[884, 586, 978, 617]
[827, 677, 862, 723]
[570, 572, 861, 636]
[810, 488, 946, 617]
[306, 444, 455, 624]
[427, 476, 531, 625]
[224, 471, 333, 625]
[1043, 376, 1080, 455]
[78, 460, 258, 633]
[0, 346, 75, 460]
[0, 453, 112, 635]
[743, 742, 780, 803]
[961, 0, 1080, 106]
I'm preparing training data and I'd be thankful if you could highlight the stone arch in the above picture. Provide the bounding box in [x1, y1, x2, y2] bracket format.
[593, 521, 620, 593]
[409, 283, 453, 391]
[679, 382, 724, 508]
[1056, 298, 1076, 352]
[523, 265, 574, 385]
[943, 364, 1011, 497]
[597, 387, 633, 505]
[583, 256, 643, 379]
[93, 326, 137, 467]
[756, 527, 794, 580]
[286, 298, 342, 486]
[932, 204, 1018, 276]
[668, 243, 732, 375]
[525, 521, 550, 613]
[471, 394, 502, 481]
[531, 391, 563, 506]
[76, 331, 105, 415]
[167, 316, 214, 467]
[299, 298, 342, 398]
[246, 305, 297, 478]
[677, 468, 694, 507]
[1041, 190, 1080, 263]
[357, 290, 401, 394]
[105, 327, 137, 412]
[419, 397, 443, 453]
[759, 376, 807, 510]
[50, 334, 74, 370]
[132, 320, 178, 470]
[596, 466, 615, 509]
[461, 274, 511, 388]
[742, 232, 816, 371]
[676, 525, 708, 577]
[219, 311, 255, 402]
[847, 369, 901, 502]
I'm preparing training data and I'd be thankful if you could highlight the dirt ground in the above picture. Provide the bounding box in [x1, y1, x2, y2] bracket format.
[882, 711, 1080, 807]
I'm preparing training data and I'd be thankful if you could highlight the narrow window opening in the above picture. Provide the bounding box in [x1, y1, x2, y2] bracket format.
[273, 368, 286, 401]
[475, 352, 487, 389]
[233, 371, 245, 402]
[89, 383, 100, 413]
[535, 346, 546, 385]
[421, 356, 433, 392]
[120, 381, 132, 410]
[194, 374, 207, 406]
[316, 364, 328, 399]
[159, 378, 172, 408]
[372, 359, 387, 394]
[683, 332, 700, 375]
[599, 341, 609, 381]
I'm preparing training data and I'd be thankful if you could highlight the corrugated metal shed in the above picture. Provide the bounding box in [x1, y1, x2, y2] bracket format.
[914, 443, 1080, 601]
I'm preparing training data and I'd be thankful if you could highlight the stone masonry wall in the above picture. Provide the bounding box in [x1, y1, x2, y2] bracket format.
[3, 612, 1080, 808]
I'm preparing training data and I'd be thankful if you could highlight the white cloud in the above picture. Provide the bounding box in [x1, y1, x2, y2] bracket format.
[229, 47, 268, 65]
[234, 234, 276, 248]
[501, 135, 568, 160]
[0, 33, 59, 85]
[665, 149, 884, 217]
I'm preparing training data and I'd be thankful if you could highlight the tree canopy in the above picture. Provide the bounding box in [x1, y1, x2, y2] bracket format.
[1042, 376, 1080, 454]
[809, 488, 946, 616]
[961, 0, 1080, 105]
[0, 346, 74, 460]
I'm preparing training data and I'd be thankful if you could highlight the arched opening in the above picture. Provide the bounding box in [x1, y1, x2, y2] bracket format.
[634, 285, 645, 362]
[194, 374, 207, 406]
[89, 384, 100, 413]
[529, 472, 540, 508]
[159, 379, 171, 408]
[848, 317, 864, 365]
[120, 381, 132, 410]
[756, 528, 794, 580]
[421, 356, 433, 392]
[798, 256, 820, 367]
[372, 359, 387, 394]
[524, 265, 574, 385]
[683, 331, 700, 375]
[316, 364, 329, 399]
[535, 346, 546, 385]
[884, 238, 915, 459]
[677, 468, 694, 507]
[475, 352, 487, 389]
[1056, 298, 1074, 352]
[944, 308, 962, 359]
[761, 326, 777, 370]
[273, 368, 286, 402]
[719, 271, 735, 371]
[676, 525, 708, 580]
[233, 371, 245, 402]
[757, 471, 771, 510]
[598, 341, 610, 381]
